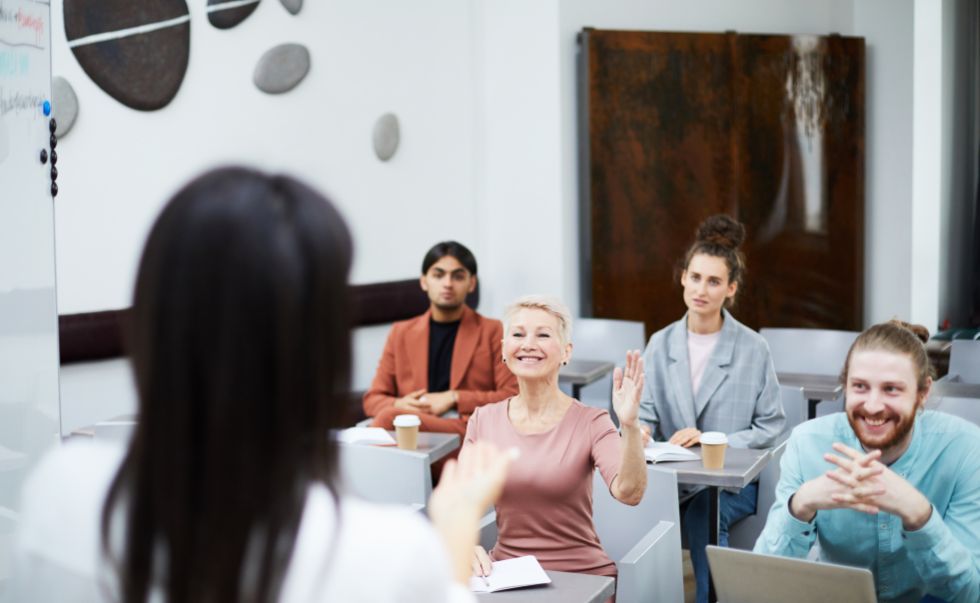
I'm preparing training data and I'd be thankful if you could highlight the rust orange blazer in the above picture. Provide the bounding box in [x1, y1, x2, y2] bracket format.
[363, 305, 518, 419]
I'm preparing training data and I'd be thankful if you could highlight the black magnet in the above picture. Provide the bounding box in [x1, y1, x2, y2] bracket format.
[40, 149, 47, 164]
[50, 166, 58, 180]
[49, 118, 57, 133]
[49, 134, 57, 149]
[51, 182, 58, 197]
[50, 150, 57, 165]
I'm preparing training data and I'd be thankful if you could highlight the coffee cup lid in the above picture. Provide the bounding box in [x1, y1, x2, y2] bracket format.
[700, 431, 728, 445]
[393, 414, 421, 428]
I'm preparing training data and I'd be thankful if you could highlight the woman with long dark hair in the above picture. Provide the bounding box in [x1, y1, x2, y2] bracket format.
[638, 214, 785, 603]
[14, 167, 508, 602]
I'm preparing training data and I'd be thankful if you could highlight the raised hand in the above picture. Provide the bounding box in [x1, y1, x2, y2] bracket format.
[612, 350, 644, 428]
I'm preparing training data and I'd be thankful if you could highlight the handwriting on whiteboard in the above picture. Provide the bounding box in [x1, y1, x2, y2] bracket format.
[0, 2, 47, 49]
[0, 86, 44, 116]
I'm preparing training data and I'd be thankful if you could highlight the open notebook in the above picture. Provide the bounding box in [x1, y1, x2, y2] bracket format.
[644, 441, 699, 463]
[335, 427, 396, 446]
[469, 556, 551, 593]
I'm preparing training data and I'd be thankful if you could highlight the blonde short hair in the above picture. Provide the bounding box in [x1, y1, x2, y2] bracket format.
[502, 295, 573, 347]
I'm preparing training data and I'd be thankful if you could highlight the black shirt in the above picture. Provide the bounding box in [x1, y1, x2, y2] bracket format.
[428, 318, 461, 392]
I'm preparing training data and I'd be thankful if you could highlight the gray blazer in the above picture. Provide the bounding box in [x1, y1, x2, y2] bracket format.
[639, 309, 785, 449]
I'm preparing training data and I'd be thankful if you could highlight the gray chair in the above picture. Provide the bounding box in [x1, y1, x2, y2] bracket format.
[592, 466, 683, 603]
[565, 318, 646, 411]
[338, 443, 432, 506]
[761, 328, 858, 431]
[947, 340, 980, 384]
[728, 438, 789, 550]
[476, 467, 683, 603]
[760, 328, 859, 376]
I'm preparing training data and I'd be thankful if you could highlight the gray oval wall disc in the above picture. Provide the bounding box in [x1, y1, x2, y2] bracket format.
[52, 77, 79, 138]
[280, 0, 302, 15]
[208, 0, 260, 29]
[64, 0, 190, 111]
[373, 113, 400, 161]
[253, 43, 310, 94]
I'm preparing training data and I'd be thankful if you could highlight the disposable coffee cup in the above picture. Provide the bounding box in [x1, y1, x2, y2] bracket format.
[393, 414, 421, 450]
[700, 432, 728, 469]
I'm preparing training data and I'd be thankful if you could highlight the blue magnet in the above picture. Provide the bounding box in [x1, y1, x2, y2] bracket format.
[42, 100, 51, 116]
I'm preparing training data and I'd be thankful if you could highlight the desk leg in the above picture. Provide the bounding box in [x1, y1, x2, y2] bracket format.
[708, 485, 720, 603]
[572, 383, 582, 400]
[807, 398, 819, 420]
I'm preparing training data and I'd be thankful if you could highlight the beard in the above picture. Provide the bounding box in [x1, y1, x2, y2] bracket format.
[433, 300, 464, 312]
[846, 407, 916, 452]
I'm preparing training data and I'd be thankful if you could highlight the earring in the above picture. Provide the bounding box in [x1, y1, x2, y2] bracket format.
[562, 361, 568, 366]
[502, 357, 507, 363]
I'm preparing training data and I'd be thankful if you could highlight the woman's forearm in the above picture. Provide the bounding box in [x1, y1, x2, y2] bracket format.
[612, 423, 647, 505]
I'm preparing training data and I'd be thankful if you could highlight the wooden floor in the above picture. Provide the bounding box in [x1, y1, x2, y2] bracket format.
[682, 549, 696, 603]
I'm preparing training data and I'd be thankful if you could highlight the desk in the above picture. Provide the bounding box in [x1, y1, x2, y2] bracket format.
[661, 446, 771, 603]
[400, 431, 460, 464]
[475, 570, 615, 603]
[559, 359, 615, 400]
[777, 373, 843, 420]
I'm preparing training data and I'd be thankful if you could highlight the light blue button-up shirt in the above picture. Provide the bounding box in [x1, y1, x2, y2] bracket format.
[755, 411, 980, 603]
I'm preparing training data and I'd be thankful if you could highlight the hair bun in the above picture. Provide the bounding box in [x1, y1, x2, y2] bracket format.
[888, 319, 930, 344]
[696, 214, 745, 250]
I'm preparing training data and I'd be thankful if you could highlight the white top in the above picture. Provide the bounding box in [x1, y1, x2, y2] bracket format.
[13, 440, 473, 603]
[687, 329, 721, 396]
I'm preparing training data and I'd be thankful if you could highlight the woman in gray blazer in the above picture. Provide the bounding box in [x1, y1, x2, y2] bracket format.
[638, 214, 785, 603]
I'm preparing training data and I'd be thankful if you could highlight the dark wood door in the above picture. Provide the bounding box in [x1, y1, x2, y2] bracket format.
[580, 29, 864, 336]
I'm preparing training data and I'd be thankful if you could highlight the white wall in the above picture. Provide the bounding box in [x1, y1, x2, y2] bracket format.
[51, 0, 482, 313]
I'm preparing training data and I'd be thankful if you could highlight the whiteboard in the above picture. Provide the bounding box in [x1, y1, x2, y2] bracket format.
[0, 0, 61, 581]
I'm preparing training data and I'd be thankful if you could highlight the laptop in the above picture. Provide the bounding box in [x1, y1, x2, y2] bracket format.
[706, 546, 877, 603]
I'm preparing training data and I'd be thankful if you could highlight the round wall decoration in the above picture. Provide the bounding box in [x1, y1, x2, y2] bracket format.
[64, 0, 190, 111]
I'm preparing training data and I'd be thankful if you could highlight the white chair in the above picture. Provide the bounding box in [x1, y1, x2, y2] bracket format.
[566, 318, 646, 411]
[760, 328, 859, 376]
[728, 438, 789, 550]
[946, 340, 980, 384]
[338, 443, 432, 506]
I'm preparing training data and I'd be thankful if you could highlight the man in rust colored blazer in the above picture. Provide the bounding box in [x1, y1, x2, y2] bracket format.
[364, 241, 518, 435]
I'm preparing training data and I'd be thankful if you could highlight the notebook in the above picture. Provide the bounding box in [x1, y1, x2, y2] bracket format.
[335, 427, 396, 446]
[469, 555, 552, 593]
[706, 546, 877, 603]
[644, 441, 700, 463]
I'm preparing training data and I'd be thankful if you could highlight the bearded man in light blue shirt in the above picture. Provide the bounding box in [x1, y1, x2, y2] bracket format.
[755, 321, 980, 603]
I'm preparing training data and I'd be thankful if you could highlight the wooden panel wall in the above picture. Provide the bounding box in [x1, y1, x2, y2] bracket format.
[580, 29, 864, 336]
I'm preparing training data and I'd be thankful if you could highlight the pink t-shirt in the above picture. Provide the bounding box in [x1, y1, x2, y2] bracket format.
[687, 329, 720, 397]
[463, 398, 622, 577]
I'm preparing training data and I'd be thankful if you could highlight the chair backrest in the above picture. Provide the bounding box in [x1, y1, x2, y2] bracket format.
[592, 466, 683, 603]
[478, 509, 498, 551]
[760, 328, 859, 376]
[337, 443, 432, 506]
[927, 395, 980, 427]
[728, 438, 789, 550]
[949, 340, 980, 384]
[618, 520, 679, 603]
[569, 318, 646, 409]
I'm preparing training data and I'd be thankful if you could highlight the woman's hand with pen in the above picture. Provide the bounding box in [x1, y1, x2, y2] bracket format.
[428, 442, 516, 586]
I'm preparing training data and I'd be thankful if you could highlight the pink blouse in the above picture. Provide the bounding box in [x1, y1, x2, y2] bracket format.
[463, 398, 622, 577]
